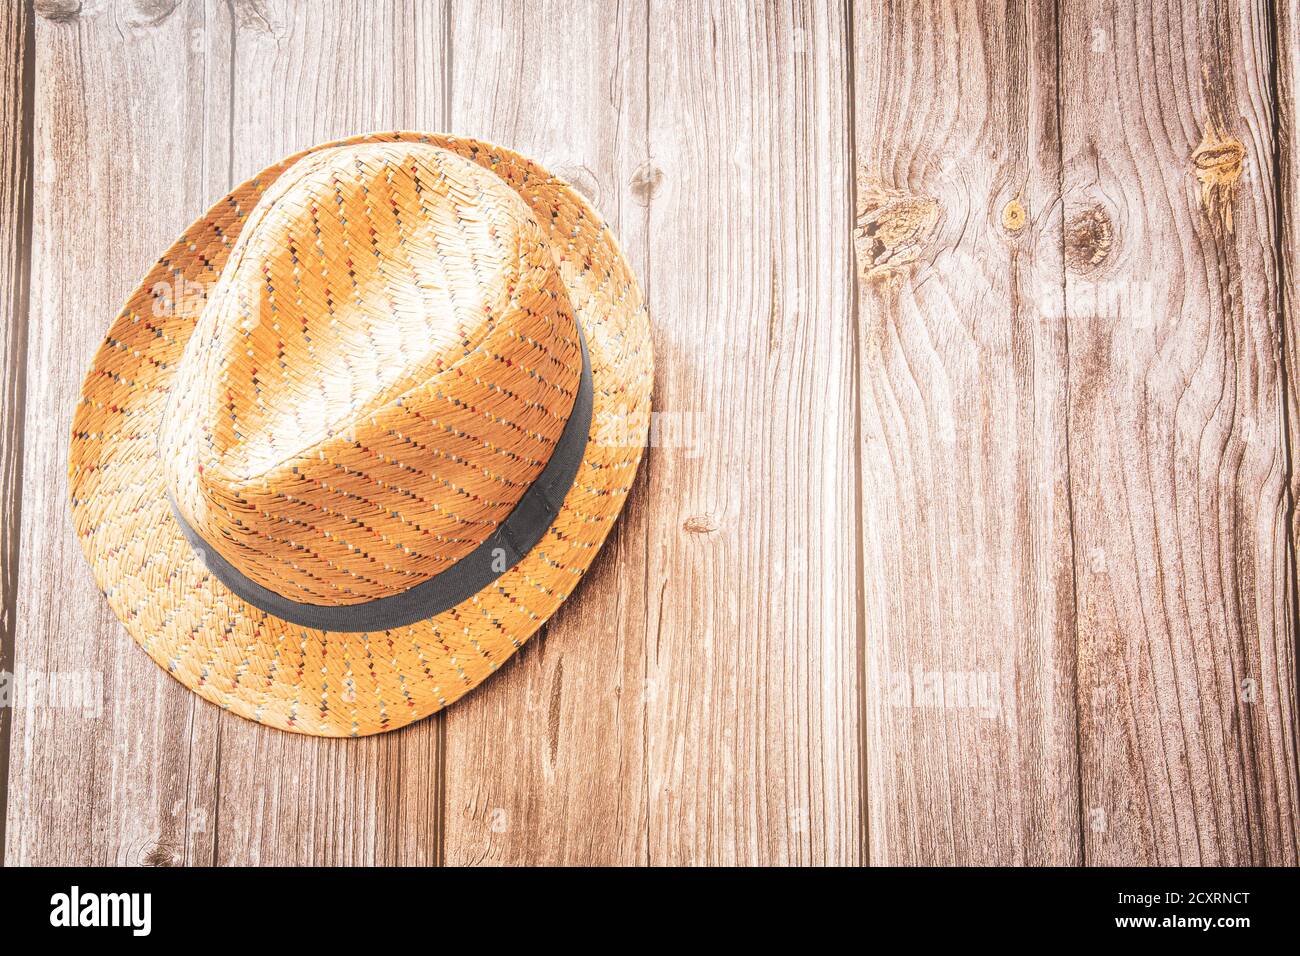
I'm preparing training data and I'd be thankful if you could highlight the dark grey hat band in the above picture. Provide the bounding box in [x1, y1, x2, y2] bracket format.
[167, 323, 593, 633]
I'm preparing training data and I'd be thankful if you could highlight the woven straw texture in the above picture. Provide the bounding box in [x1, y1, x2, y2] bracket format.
[69, 132, 652, 737]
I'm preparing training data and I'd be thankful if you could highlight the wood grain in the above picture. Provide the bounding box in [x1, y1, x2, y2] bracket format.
[0, 0, 33, 859]
[1279, 0, 1300, 865]
[441, 0, 862, 866]
[5, 0, 225, 866]
[440, 0, 652, 866]
[1061, 0, 1299, 866]
[5, 0, 453, 867]
[852, 0, 1080, 864]
[208, 0, 449, 866]
[638, 0, 859, 865]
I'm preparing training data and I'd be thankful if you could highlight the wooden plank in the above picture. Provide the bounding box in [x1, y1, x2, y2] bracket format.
[852, 0, 1080, 864]
[1062, 0, 1299, 864]
[209, 0, 449, 866]
[5, 0, 225, 866]
[640, 0, 859, 864]
[440, 0, 652, 866]
[1279, 0, 1300, 865]
[442, 0, 861, 866]
[0, 0, 33, 859]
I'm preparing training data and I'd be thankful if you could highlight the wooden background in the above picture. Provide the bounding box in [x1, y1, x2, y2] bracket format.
[0, 0, 1297, 866]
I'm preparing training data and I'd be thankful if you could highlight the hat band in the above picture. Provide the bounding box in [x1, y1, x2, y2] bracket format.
[167, 323, 593, 633]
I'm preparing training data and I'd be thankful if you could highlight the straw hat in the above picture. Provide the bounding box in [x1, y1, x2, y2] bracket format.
[69, 132, 653, 737]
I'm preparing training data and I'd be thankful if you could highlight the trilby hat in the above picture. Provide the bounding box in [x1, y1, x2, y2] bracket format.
[69, 132, 653, 737]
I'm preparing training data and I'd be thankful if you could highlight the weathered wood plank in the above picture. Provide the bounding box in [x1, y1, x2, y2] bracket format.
[1278, 0, 1300, 866]
[5, 0, 225, 866]
[440, 0, 652, 866]
[1062, 0, 1299, 864]
[209, 0, 449, 866]
[640, 0, 859, 865]
[852, 0, 1081, 864]
[442, 0, 862, 866]
[0, 0, 33, 860]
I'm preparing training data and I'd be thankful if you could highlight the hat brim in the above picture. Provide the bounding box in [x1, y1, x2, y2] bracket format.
[69, 132, 653, 737]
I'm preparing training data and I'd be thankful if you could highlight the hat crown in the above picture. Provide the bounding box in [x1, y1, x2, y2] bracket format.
[160, 142, 583, 607]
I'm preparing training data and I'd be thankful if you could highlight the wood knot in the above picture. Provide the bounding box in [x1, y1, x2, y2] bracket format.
[1192, 122, 1245, 235]
[630, 162, 664, 206]
[140, 843, 177, 867]
[1065, 205, 1113, 272]
[682, 514, 719, 534]
[1000, 197, 1026, 234]
[33, 0, 81, 20]
[125, 0, 180, 28]
[854, 170, 939, 287]
[550, 162, 600, 206]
